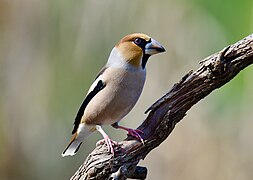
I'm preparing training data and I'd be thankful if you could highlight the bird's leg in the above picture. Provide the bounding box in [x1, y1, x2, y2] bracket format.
[96, 125, 117, 155]
[111, 122, 144, 144]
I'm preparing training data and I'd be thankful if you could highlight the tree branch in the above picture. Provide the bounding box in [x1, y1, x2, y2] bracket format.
[71, 34, 253, 180]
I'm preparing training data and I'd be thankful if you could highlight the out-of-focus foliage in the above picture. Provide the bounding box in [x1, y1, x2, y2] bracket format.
[0, 0, 253, 179]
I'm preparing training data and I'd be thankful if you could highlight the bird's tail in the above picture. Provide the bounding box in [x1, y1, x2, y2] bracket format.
[61, 124, 94, 157]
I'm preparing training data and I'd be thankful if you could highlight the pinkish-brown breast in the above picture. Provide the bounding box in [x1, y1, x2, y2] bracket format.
[82, 67, 146, 125]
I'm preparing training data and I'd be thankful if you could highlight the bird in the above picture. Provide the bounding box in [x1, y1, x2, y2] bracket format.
[62, 33, 165, 157]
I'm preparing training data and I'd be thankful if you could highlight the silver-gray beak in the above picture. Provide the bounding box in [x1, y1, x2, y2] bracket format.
[145, 38, 165, 55]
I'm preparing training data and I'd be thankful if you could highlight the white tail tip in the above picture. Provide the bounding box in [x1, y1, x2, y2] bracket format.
[61, 140, 82, 157]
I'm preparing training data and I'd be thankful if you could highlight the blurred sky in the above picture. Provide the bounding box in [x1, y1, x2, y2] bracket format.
[0, 0, 253, 179]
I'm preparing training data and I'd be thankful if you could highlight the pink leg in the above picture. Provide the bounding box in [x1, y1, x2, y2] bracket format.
[112, 123, 144, 144]
[96, 125, 117, 155]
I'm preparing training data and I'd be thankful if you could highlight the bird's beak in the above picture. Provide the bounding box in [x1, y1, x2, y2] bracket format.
[145, 38, 165, 55]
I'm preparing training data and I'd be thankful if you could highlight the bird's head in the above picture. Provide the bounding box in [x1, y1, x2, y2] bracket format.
[111, 33, 165, 69]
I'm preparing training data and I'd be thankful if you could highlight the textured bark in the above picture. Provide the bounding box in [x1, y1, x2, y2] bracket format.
[71, 34, 253, 180]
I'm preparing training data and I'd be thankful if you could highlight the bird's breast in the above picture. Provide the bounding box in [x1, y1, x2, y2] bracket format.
[83, 67, 146, 125]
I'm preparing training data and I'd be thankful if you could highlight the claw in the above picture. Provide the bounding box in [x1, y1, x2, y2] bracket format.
[111, 123, 145, 145]
[97, 138, 118, 146]
[126, 128, 144, 144]
[103, 135, 116, 155]
[96, 125, 118, 156]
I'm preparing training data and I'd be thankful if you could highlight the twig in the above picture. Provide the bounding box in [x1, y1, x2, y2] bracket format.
[71, 34, 253, 180]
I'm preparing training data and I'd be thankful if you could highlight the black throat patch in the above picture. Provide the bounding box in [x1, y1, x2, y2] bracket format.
[141, 54, 151, 69]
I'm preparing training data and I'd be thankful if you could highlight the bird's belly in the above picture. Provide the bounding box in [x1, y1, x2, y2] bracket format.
[83, 69, 146, 125]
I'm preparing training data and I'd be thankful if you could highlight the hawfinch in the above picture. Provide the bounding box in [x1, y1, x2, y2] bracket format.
[62, 33, 165, 157]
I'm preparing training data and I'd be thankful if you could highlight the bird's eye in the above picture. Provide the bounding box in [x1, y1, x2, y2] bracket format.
[134, 38, 142, 45]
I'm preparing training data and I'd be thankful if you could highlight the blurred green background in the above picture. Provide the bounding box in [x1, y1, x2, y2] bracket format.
[0, 0, 253, 179]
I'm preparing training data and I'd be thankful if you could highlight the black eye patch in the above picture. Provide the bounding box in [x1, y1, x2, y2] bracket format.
[133, 38, 147, 50]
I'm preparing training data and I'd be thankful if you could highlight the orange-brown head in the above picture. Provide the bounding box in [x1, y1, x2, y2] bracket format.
[113, 33, 165, 69]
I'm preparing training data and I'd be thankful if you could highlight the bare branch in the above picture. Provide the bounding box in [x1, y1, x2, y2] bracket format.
[71, 34, 253, 180]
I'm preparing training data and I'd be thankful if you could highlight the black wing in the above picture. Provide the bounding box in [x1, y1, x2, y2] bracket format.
[72, 80, 106, 134]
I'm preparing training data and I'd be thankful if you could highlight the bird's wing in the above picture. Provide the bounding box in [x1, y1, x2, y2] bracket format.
[72, 79, 106, 134]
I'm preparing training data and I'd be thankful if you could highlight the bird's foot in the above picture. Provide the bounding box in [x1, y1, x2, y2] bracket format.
[97, 137, 118, 147]
[126, 128, 144, 144]
[111, 123, 145, 144]
[96, 125, 118, 156]
[97, 136, 118, 155]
